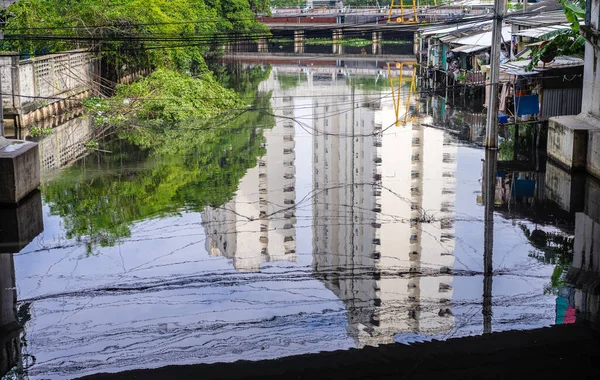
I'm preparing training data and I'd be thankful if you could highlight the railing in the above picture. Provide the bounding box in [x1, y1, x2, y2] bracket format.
[0, 49, 96, 114]
[465, 71, 487, 85]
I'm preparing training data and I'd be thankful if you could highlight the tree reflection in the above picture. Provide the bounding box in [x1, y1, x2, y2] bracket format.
[42, 67, 274, 254]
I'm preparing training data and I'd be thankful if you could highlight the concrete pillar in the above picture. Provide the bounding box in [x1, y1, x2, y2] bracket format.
[0, 253, 20, 378]
[0, 190, 43, 378]
[10, 56, 21, 129]
[294, 30, 305, 54]
[372, 31, 382, 44]
[333, 29, 343, 55]
[372, 43, 382, 55]
[333, 29, 343, 42]
[580, 1, 600, 120]
[372, 31, 382, 55]
[0, 139, 40, 205]
[0, 190, 43, 253]
[414, 32, 419, 56]
[257, 37, 268, 53]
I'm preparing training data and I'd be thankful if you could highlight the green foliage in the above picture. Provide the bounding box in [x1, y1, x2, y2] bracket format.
[522, 224, 574, 292]
[507, 2, 523, 11]
[43, 66, 274, 251]
[2, 0, 268, 74]
[527, 0, 585, 70]
[113, 69, 241, 122]
[277, 73, 304, 90]
[348, 76, 388, 91]
[29, 126, 52, 137]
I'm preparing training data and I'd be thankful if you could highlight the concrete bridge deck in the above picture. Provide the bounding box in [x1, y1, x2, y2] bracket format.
[265, 23, 421, 32]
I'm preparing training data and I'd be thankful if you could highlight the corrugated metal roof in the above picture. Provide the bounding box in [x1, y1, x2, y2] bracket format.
[449, 28, 511, 46]
[451, 44, 488, 54]
[501, 55, 584, 76]
[507, 10, 569, 27]
[420, 21, 491, 37]
[512, 24, 571, 38]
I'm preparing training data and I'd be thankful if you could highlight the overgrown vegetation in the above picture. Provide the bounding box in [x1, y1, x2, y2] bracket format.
[521, 224, 574, 292]
[528, 0, 585, 70]
[43, 65, 274, 253]
[2, 0, 268, 74]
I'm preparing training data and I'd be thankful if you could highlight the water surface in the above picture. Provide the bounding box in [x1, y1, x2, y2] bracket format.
[7, 61, 573, 379]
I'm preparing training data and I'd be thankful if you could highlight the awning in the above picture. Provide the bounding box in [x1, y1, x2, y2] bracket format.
[451, 44, 488, 54]
[450, 28, 512, 46]
[512, 24, 571, 39]
[500, 55, 584, 76]
[419, 21, 490, 37]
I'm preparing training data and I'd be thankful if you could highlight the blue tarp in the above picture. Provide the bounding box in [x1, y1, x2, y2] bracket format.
[512, 179, 536, 197]
[515, 94, 539, 116]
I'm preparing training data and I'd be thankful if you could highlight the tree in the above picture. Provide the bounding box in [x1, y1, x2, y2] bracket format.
[527, 0, 585, 70]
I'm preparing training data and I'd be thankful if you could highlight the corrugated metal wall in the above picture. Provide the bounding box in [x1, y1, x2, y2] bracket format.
[541, 88, 582, 119]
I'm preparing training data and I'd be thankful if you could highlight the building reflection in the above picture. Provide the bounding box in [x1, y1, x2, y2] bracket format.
[563, 174, 600, 325]
[0, 190, 44, 377]
[202, 86, 297, 272]
[309, 69, 457, 346]
[476, 117, 600, 327]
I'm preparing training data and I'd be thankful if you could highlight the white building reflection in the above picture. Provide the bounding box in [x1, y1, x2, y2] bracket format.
[203, 66, 458, 345]
[308, 67, 458, 346]
[202, 78, 297, 272]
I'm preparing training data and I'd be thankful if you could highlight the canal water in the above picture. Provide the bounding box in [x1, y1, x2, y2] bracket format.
[5, 59, 583, 379]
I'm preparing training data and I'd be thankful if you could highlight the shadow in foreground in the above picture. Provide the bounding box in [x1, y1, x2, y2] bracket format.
[81, 324, 600, 380]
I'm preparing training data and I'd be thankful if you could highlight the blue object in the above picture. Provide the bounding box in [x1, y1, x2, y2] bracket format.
[512, 179, 536, 197]
[498, 114, 508, 124]
[515, 95, 539, 116]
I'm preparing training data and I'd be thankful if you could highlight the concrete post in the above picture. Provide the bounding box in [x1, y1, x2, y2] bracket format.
[0, 253, 20, 378]
[333, 29, 343, 55]
[294, 30, 305, 54]
[257, 37, 268, 53]
[10, 56, 21, 134]
[372, 31, 382, 55]
[0, 190, 43, 378]
[484, 0, 505, 148]
[0, 140, 40, 205]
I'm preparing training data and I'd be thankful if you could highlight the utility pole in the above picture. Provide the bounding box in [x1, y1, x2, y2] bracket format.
[0, 63, 4, 138]
[0, 30, 4, 138]
[484, 0, 505, 148]
[482, 149, 497, 334]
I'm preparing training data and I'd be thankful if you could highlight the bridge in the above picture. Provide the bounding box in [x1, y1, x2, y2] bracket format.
[258, 3, 494, 53]
[263, 2, 494, 28]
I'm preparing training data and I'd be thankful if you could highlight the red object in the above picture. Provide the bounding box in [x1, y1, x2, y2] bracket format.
[563, 306, 577, 324]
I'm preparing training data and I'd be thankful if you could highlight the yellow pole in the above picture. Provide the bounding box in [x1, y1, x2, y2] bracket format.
[404, 65, 417, 125]
[387, 63, 400, 126]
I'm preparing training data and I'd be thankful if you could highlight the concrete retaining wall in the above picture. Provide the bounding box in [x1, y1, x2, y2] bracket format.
[547, 116, 590, 171]
[0, 50, 95, 122]
[36, 116, 94, 171]
[544, 161, 586, 212]
[587, 129, 600, 179]
[581, 0, 600, 119]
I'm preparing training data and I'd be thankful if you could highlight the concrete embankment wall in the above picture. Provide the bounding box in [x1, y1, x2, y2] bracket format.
[0, 50, 96, 128]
